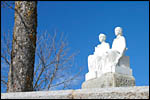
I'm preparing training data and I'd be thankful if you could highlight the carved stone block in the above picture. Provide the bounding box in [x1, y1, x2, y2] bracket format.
[82, 72, 135, 89]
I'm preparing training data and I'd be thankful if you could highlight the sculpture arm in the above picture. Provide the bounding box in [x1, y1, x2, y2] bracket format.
[119, 36, 126, 56]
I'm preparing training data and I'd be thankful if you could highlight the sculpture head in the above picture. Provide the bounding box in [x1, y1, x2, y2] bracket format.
[115, 27, 123, 36]
[99, 33, 106, 43]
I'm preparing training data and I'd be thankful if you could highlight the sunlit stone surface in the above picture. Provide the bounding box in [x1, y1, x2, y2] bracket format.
[1, 86, 149, 99]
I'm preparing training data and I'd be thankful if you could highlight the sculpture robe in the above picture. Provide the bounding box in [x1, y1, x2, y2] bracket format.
[102, 35, 126, 72]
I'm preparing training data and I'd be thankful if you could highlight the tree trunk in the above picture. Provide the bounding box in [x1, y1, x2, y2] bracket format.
[7, 1, 37, 92]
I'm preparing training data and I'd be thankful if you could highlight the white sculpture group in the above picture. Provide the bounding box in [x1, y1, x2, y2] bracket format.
[86, 27, 132, 81]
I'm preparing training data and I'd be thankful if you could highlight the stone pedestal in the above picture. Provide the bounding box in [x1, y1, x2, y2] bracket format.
[86, 56, 133, 81]
[82, 72, 135, 89]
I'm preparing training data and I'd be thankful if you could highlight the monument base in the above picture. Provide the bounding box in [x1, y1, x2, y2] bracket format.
[82, 72, 135, 89]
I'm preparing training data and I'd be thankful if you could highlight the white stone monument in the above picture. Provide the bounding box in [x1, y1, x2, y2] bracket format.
[82, 27, 135, 88]
[86, 33, 110, 81]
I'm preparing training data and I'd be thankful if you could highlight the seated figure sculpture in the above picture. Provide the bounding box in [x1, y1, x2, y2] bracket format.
[83, 26, 135, 88]
[101, 27, 130, 75]
[85, 27, 133, 81]
[110, 27, 126, 66]
[86, 33, 110, 81]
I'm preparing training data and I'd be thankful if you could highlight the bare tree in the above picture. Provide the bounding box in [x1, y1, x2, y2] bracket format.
[1, 30, 82, 92]
[33, 31, 82, 91]
[1, 1, 82, 92]
[1, 31, 12, 93]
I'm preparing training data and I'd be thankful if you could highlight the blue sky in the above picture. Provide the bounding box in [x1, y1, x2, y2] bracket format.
[1, 1, 149, 92]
